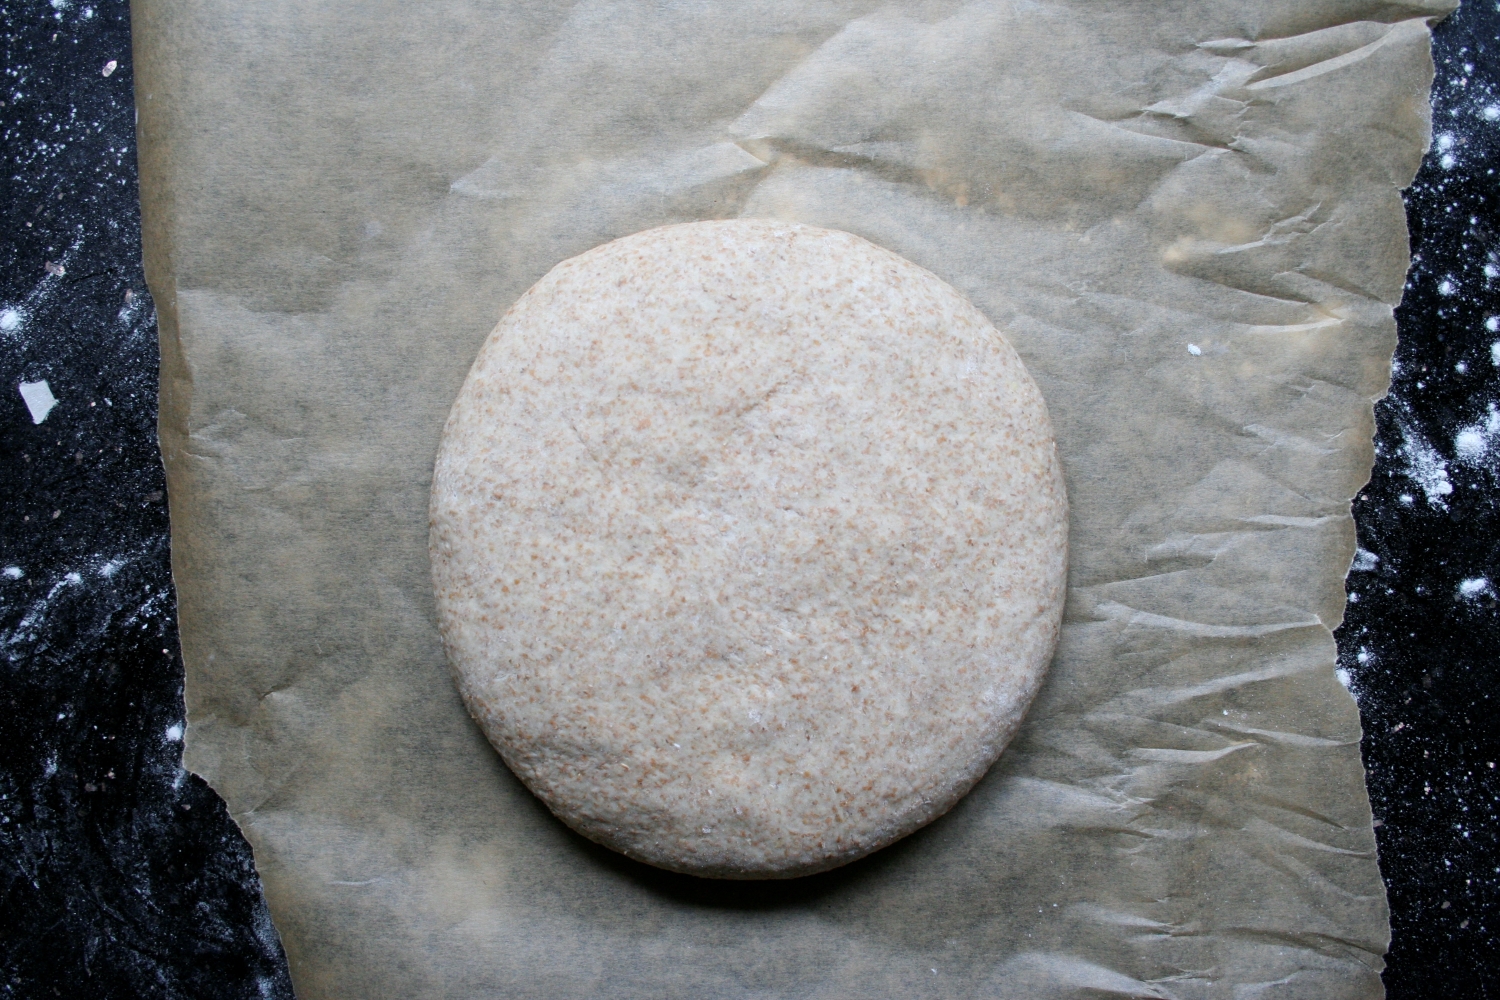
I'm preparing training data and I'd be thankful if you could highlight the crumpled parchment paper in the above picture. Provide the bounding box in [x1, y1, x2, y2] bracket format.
[133, 1, 1454, 996]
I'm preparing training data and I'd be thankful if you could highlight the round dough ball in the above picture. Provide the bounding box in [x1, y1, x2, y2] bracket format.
[430, 219, 1067, 879]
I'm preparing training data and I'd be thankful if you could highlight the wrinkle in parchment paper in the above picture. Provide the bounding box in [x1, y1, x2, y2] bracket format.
[134, 0, 1452, 996]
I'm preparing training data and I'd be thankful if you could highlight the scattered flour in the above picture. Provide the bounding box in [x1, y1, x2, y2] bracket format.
[1453, 404, 1500, 462]
[1400, 421, 1454, 507]
[1458, 577, 1491, 599]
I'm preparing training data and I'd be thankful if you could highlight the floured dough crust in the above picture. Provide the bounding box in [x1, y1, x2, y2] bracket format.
[430, 220, 1067, 878]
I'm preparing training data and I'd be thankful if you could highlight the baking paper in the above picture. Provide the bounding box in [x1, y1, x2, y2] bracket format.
[133, 1, 1453, 995]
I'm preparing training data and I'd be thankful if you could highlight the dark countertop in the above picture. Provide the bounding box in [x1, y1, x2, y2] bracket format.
[1, 1, 1495, 996]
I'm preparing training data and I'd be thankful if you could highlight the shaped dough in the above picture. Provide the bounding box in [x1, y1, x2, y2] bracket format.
[430, 220, 1067, 878]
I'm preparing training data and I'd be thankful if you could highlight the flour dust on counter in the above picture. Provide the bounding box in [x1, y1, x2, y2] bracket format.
[0, 1, 293, 996]
[1337, 1, 1500, 996]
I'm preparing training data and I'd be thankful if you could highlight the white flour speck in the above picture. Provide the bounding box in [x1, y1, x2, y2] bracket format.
[1335, 667, 1352, 689]
[101, 60, 117, 77]
[1439, 277, 1458, 295]
[1458, 577, 1491, 599]
[1438, 132, 1456, 151]
[1454, 404, 1500, 462]
[165, 723, 183, 742]
[1351, 548, 1379, 572]
[3, 566, 22, 580]
[1441, 153, 1458, 170]
[1187, 343, 1202, 356]
[1456, 428, 1487, 459]
[19, 380, 57, 424]
[1486, 104, 1500, 121]
[0, 308, 21, 332]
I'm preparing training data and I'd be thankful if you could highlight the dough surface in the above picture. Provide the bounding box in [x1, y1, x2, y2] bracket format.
[430, 220, 1067, 878]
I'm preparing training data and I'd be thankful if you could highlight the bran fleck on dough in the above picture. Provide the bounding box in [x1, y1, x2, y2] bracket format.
[430, 219, 1068, 879]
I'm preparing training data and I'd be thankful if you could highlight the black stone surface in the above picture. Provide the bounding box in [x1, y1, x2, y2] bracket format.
[0, 0, 1494, 997]
[0, 2, 292, 997]
[1337, 2, 1500, 994]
